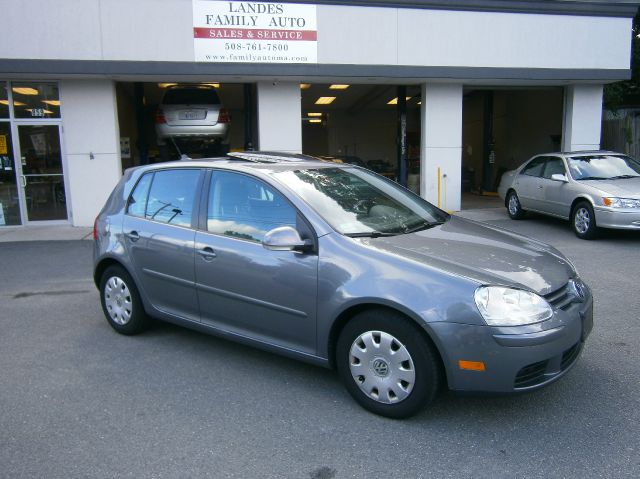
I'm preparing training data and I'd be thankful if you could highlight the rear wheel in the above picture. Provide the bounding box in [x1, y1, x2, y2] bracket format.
[99, 265, 150, 335]
[336, 309, 441, 419]
[572, 201, 598, 240]
[506, 191, 526, 219]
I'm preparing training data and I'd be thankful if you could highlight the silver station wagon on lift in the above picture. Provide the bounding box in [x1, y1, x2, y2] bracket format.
[498, 151, 640, 239]
[94, 152, 593, 418]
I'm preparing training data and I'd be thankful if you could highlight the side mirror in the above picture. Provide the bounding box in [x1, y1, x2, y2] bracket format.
[551, 173, 568, 183]
[262, 226, 312, 252]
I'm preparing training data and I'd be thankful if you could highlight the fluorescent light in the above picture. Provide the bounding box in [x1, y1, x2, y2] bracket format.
[0, 100, 25, 106]
[315, 97, 336, 105]
[307, 112, 322, 117]
[300, 83, 311, 90]
[42, 100, 61, 106]
[13, 87, 39, 95]
[309, 119, 322, 123]
[329, 84, 350, 90]
[417, 101, 422, 105]
[158, 83, 178, 88]
[202, 83, 220, 88]
[0, 100, 8, 105]
[387, 97, 412, 105]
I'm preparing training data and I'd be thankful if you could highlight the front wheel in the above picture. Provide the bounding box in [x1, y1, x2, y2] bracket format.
[506, 191, 526, 219]
[572, 201, 598, 240]
[99, 265, 150, 335]
[336, 310, 441, 419]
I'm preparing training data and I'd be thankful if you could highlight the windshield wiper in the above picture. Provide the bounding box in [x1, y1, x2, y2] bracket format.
[344, 231, 399, 238]
[609, 174, 639, 180]
[576, 176, 608, 181]
[404, 220, 444, 234]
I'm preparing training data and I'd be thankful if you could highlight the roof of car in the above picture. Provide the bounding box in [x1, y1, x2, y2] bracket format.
[138, 151, 347, 174]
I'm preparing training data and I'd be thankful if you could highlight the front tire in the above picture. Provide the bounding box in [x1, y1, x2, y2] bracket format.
[99, 265, 150, 335]
[572, 201, 598, 240]
[336, 309, 441, 419]
[506, 191, 526, 219]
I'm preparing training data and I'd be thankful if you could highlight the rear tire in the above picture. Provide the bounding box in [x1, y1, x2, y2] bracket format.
[506, 191, 526, 219]
[336, 309, 441, 419]
[99, 265, 150, 335]
[572, 201, 598, 240]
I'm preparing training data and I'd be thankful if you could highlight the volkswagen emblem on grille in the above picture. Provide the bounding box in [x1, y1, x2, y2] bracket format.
[569, 279, 586, 301]
[372, 358, 390, 377]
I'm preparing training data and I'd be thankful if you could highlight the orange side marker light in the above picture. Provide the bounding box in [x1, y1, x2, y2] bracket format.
[458, 360, 486, 371]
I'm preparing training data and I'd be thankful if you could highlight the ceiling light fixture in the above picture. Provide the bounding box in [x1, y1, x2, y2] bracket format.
[307, 112, 322, 117]
[42, 100, 61, 106]
[309, 119, 322, 123]
[315, 97, 336, 105]
[387, 97, 412, 105]
[300, 83, 311, 90]
[12, 87, 39, 95]
[329, 84, 350, 90]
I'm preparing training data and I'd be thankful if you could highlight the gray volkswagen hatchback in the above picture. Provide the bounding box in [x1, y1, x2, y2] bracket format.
[93, 152, 593, 418]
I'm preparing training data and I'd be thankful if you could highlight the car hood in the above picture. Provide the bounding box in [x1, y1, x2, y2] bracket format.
[580, 177, 640, 198]
[357, 216, 573, 296]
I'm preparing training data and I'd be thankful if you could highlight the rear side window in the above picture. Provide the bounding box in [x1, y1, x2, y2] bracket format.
[207, 171, 297, 243]
[127, 169, 200, 227]
[162, 88, 220, 105]
[521, 157, 546, 177]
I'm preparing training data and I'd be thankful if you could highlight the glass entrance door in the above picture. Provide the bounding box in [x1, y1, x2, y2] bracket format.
[0, 122, 21, 225]
[16, 124, 68, 221]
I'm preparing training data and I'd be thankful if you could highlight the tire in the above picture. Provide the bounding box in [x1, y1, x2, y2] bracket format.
[99, 265, 150, 335]
[336, 309, 441, 419]
[506, 190, 526, 219]
[572, 201, 598, 240]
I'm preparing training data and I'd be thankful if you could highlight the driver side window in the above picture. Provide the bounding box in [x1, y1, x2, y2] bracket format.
[207, 171, 297, 243]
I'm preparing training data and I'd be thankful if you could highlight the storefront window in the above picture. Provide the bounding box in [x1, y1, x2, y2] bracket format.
[0, 82, 9, 118]
[0, 122, 22, 225]
[11, 82, 61, 119]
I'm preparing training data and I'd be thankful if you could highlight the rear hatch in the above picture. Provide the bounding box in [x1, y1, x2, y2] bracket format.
[161, 87, 221, 126]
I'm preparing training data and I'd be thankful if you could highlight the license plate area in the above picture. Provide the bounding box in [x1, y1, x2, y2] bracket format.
[179, 110, 206, 120]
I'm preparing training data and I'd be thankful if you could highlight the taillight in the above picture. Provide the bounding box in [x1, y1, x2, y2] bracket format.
[218, 108, 230, 123]
[155, 108, 166, 124]
[93, 216, 99, 240]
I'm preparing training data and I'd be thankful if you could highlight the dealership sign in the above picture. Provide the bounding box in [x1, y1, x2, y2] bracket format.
[193, 1, 317, 63]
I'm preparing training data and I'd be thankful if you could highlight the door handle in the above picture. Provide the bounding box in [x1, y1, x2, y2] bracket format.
[126, 230, 140, 242]
[199, 246, 217, 261]
[538, 185, 543, 189]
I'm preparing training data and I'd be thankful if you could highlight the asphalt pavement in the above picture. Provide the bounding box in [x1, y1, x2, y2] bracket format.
[0, 211, 639, 478]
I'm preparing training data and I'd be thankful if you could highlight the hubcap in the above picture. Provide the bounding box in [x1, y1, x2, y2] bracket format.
[508, 194, 519, 215]
[349, 331, 415, 404]
[104, 276, 133, 325]
[574, 207, 591, 234]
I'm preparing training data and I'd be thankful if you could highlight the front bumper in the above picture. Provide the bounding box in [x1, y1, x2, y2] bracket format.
[429, 295, 593, 393]
[594, 206, 640, 230]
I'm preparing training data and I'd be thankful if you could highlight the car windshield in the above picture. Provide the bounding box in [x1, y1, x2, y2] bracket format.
[272, 167, 449, 236]
[163, 88, 220, 105]
[567, 154, 640, 180]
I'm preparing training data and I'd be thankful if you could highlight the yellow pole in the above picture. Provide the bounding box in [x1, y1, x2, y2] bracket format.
[437, 167, 441, 208]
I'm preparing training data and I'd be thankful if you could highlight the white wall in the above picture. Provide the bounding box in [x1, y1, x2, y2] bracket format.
[0, 1, 632, 72]
[60, 80, 122, 226]
[562, 85, 604, 151]
[420, 84, 463, 211]
[257, 82, 302, 152]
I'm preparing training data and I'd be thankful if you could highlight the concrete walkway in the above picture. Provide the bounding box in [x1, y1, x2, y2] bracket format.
[0, 207, 508, 243]
[0, 225, 93, 243]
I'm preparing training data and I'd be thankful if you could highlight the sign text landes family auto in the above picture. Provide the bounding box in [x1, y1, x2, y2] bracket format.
[193, 1, 317, 63]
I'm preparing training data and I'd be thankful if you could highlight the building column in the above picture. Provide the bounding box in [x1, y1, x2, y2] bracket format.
[420, 83, 463, 211]
[59, 79, 121, 227]
[562, 84, 603, 152]
[257, 82, 302, 152]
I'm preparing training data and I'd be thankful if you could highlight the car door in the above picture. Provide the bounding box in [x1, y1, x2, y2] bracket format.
[194, 169, 319, 355]
[540, 156, 572, 217]
[122, 168, 203, 322]
[514, 156, 546, 211]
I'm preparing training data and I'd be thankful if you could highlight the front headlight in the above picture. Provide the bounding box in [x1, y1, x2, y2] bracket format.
[474, 286, 553, 326]
[603, 197, 640, 209]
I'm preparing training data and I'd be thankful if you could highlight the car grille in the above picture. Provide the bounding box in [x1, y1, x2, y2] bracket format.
[544, 282, 574, 310]
[514, 360, 548, 388]
[514, 342, 581, 389]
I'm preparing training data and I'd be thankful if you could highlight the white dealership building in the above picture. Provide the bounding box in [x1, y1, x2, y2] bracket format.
[0, 0, 637, 227]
